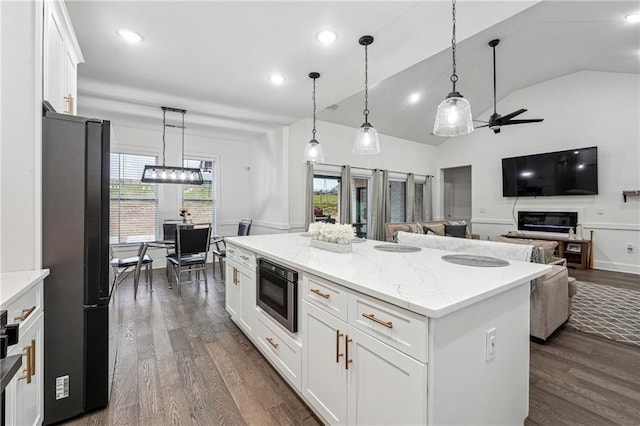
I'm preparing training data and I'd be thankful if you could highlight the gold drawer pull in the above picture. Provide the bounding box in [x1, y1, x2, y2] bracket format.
[233, 268, 238, 285]
[240, 255, 249, 260]
[14, 306, 36, 322]
[266, 337, 279, 349]
[336, 330, 344, 363]
[19, 345, 32, 383]
[345, 335, 353, 370]
[310, 288, 330, 299]
[31, 339, 36, 375]
[362, 313, 393, 329]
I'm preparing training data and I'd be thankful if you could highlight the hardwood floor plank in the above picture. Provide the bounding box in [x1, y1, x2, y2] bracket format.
[138, 357, 165, 425]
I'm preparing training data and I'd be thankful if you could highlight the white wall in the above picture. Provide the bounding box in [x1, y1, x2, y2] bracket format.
[442, 166, 471, 222]
[436, 71, 640, 273]
[0, 1, 42, 272]
[288, 119, 439, 231]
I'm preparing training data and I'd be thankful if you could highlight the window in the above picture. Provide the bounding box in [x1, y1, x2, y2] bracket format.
[313, 175, 340, 223]
[353, 177, 369, 238]
[110, 153, 158, 244]
[389, 180, 406, 223]
[182, 159, 216, 227]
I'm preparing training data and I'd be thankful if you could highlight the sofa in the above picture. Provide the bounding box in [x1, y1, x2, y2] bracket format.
[384, 220, 479, 242]
[395, 232, 577, 342]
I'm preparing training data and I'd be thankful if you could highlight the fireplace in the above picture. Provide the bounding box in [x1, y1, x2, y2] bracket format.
[517, 211, 577, 234]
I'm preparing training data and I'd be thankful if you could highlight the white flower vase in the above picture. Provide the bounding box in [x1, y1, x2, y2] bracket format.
[310, 239, 352, 253]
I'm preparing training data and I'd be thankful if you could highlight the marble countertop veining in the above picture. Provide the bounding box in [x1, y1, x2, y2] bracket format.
[226, 233, 550, 318]
[0, 269, 50, 309]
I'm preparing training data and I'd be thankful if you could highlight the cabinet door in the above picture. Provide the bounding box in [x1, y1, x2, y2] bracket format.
[44, 6, 65, 113]
[225, 262, 241, 318]
[11, 312, 44, 426]
[237, 267, 256, 335]
[301, 301, 348, 425]
[347, 326, 427, 426]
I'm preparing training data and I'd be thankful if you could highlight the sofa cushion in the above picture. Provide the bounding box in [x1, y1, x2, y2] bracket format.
[422, 223, 445, 236]
[391, 224, 414, 242]
[495, 236, 558, 263]
[444, 224, 467, 238]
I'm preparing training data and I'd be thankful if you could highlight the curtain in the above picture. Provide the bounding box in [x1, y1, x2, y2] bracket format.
[304, 162, 314, 231]
[426, 175, 433, 221]
[339, 165, 352, 225]
[406, 173, 415, 222]
[370, 169, 389, 241]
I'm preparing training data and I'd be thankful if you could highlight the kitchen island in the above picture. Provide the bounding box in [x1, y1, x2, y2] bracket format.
[224, 233, 549, 425]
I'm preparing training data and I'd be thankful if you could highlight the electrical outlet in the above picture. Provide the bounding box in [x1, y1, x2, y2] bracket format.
[485, 328, 496, 361]
[479, 208, 486, 214]
[628, 244, 634, 253]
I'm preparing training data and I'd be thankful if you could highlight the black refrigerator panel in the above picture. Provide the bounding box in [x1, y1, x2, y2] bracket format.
[42, 113, 88, 424]
[84, 305, 109, 411]
[85, 119, 110, 306]
[42, 112, 112, 425]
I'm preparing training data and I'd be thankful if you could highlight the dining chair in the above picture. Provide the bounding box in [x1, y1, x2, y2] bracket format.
[211, 218, 252, 282]
[167, 223, 212, 296]
[110, 242, 154, 298]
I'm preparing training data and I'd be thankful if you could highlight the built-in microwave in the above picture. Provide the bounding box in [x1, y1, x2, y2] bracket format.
[256, 258, 298, 333]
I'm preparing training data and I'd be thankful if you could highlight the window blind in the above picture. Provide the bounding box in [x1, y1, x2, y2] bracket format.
[110, 153, 158, 244]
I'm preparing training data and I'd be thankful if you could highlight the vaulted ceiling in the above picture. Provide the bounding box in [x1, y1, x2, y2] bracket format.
[67, 1, 639, 144]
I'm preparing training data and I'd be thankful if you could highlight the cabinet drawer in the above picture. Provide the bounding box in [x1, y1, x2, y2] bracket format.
[302, 274, 348, 322]
[348, 294, 428, 363]
[5, 281, 43, 333]
[226, 245, 255, 271]
[255, 310, 302, 390]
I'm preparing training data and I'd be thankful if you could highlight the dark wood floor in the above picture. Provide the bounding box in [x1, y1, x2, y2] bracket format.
[65, 267, 639, 425]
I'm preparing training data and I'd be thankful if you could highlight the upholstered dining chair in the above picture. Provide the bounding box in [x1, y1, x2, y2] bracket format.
[110, 242, 153, 298]
[167, 223, 212, 296]
[211, 218, 252, 282]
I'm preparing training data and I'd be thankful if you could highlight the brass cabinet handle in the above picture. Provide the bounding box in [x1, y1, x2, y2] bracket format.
[14, 306, 36, 322]
[266, 337, 278, 349]
[240, 255, 249, 260]
[336, 330, 344, 363]
[362, 313, 393, 329]
[345, 335, 353, 370]
[233, 268, 238, 285]
[63, 94, 74, 114]
[30, 339, 36, 375]
[19, 345, 32, 383]
[311, 288, 330, 299]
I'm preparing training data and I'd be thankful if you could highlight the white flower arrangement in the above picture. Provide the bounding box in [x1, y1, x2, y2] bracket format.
[308, 222, 355, 245]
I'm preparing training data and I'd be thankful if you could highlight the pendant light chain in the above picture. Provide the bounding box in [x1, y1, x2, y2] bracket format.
[312, 76, 317, 139]
[363, 43, 370, 121]
[181, 110, 185, 168]
[450, 0, 458, 92]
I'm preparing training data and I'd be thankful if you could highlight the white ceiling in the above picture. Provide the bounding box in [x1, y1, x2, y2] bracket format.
[67, 1, 640, 144]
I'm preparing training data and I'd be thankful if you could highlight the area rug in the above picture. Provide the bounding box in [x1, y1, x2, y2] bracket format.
[566, 281, 640, 348]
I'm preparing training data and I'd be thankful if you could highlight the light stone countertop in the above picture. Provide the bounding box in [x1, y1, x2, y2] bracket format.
[0, 269, 50, 309]
[226, 233, 550, 318]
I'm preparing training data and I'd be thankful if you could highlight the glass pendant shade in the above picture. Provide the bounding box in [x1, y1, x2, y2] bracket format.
[353, 123, 380, 155]
[304, 139, 325, 163]
[433, 92, 474, 137]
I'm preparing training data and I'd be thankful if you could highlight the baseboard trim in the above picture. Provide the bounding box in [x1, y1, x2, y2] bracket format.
[583, 223, 640, 231]
[471, 218, 513, 225]
[593, 261, 640, 275]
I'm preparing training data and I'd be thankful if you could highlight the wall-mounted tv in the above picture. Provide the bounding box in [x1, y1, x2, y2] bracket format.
[502, 147, 598, 197]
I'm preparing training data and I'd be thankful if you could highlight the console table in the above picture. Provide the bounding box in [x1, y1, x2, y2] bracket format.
[501, 234, 592, 269]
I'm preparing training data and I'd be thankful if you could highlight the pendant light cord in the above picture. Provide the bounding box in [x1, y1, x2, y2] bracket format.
[363, 43, 370, 122]
[312, 76, 317, 140]
[181, 110, 185, 167]
[162, 109, 167, 167]
[492, 44, 497, 114]
[450, 0, 458, 92]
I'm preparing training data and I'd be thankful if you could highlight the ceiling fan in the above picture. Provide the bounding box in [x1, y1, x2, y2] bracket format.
[475, 39, 543, 134]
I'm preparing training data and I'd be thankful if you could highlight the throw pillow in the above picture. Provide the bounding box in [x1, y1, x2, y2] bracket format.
[444, 224, 467, 238]
[422, 223, 445, 236]
[447, 220, 470, 237]
[409, 223, 425, 234]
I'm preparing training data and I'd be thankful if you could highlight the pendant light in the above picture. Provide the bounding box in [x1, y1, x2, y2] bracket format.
[303, 72, 325, 163]
[433, 0, 474, 137]
[353, 35, 380, 155]
[141, 107, 204, 185]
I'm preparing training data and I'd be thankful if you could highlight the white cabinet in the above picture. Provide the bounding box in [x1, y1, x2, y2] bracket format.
[224, 243, 256, 335]
[2, 276, 45, 426]
[43, 0, 83, 114]
[301, 275, 427, 425]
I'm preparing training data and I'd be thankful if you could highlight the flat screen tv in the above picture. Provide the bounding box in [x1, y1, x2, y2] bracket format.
[502, 147, 598, 197]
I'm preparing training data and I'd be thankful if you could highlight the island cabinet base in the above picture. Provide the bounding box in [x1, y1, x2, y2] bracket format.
[224, 239, 533, 425]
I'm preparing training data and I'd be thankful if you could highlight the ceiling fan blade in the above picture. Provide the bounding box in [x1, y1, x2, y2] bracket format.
[499, 109, 527, 122]
[501, 118, 544, 126]
[473, 119, 489, 124]
[475, 124, 489, 129]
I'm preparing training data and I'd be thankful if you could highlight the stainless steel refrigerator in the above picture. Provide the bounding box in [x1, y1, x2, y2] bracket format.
[42, 111, 116, 424]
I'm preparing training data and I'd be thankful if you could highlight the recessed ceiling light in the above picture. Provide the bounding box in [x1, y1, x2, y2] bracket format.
[117, 28, 143, 43]
[409, 93, 421, 103]
[269, 74, 285, 85]
[625, 13, 640, 23]
[317, 30, 338, 44]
